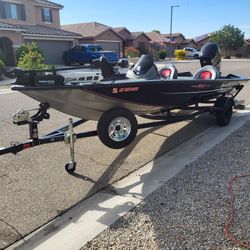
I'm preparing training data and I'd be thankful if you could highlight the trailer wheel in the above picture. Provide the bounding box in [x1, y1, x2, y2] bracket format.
[65, 162, 76, 174]
[97, 108, 138, 149]
[215, 97, 233, 126]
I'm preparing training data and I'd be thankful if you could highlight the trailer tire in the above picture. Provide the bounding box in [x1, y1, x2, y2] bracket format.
[215, 97, 233, 126]
[97, 108, 138, 149]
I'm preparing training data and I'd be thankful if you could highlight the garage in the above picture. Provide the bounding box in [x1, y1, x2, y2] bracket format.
[25, 39, 73, 64]
[97, 41, 121, 56]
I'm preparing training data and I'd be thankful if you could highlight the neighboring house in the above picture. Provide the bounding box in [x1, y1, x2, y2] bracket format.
[113, 27, 131, 55]
[194, 33, 211, 48]
[125, 32, 151, 54]
[145, 32, 172, 56]
[0, 0, 81, 65]
[113, 27, 131, 40]
[114, 28, 151, 55]
[180, 38, 197, 49]
[62, 22, 123, 57]
[164, 33, 186, 48]
[145, 32, 169, 44]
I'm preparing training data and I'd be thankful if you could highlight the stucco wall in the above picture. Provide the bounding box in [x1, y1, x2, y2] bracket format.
[0, 0, 36, 25]
[118, 30, 130, 40]
[131, 35, 150, 50]
[0, 0, 60, 28]
[35, 6, 60, 29]
[0, 30, 23, 46]
[96, 30, 123, 43]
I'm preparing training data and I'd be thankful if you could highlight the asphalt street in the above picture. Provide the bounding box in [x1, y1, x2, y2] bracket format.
[0, 59, 250, 249]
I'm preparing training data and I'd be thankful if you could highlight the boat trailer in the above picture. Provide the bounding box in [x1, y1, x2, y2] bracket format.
[0, 99, 230, 174]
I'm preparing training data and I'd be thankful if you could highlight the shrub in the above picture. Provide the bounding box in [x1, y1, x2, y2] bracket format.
[17, 42, 46, 70]
[16, 42, 44, 62]
[174, 50, 186, 60]
[124, 47, 140, 58]
[224, 55, 231, 59]
[158, 50, 167, 59]
[0, 48, 5, 63]
[0, 59, 5, 79]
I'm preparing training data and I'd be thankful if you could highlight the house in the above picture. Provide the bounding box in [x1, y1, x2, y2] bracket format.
[113, 27, 131, 40]
[145, 32, 173, 56]
[164, 33, 186, 48]
[113, 28, 151, 55]
[194, 33, 211, 48]
[124, 32, 151, 54]
[180, 38, 197, 49]
[62, 22, 123, 57]
[0, 0, 81, 65]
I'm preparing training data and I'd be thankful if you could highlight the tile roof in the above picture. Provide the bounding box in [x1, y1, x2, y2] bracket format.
[182, 38, 197, 45]
[0, 22, 80, 37]
[61, 22, 110, 38]
[145, 32, 169, 43]
[164, 33, 185, 39]
[113, 27, 131, 34]
[0, 22, 23, 30]
[127, 32, 150, 41]
[194, 33, 211, 43]
[33, 0, 63, 9]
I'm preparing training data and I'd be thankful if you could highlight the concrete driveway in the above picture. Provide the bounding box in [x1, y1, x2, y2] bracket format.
[0, 59, 250, 249]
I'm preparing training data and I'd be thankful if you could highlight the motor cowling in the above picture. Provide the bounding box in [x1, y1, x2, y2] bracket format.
[199, 42, 221, 72]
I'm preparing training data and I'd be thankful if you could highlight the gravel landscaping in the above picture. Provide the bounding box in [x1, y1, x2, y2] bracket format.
[82, 121, 250, 250]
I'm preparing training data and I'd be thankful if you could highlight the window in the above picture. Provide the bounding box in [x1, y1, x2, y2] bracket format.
[0, 1, 26, 20]
[41, 8, 53, 23]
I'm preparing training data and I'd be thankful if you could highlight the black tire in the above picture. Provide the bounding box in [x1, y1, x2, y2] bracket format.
[215, 97, 233, 126]
[65, 162, 76, 174]
[97, 108, 138, 149]
[194, 54, 199, 59]
[63, 56, 71, 66]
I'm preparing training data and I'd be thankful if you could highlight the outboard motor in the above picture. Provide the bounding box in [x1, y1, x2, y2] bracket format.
[126, 55, 159, 80]
[199, 42, 221, 72]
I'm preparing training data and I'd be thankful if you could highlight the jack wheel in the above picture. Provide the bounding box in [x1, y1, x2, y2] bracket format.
[65, 162, 76, 174]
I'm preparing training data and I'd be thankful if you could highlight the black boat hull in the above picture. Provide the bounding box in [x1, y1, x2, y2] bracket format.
[12, 76, 248, 120]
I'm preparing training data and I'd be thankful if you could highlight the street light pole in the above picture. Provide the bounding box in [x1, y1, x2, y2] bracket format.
[169, 5, 179, 59]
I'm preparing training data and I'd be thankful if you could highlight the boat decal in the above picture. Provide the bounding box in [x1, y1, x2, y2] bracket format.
[112, 86, 140, 94]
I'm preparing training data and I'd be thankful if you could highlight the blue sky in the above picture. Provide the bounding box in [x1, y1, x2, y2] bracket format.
[59, 0, 250, 38]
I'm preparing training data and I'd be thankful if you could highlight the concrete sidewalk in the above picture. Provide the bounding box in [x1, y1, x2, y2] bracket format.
[6, 108, 250, 250]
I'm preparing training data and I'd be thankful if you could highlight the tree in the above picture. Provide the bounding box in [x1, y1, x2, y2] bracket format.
[17, 42, 46, 70]
[210, 25, 244, 56]
[152, 30, 161, 34]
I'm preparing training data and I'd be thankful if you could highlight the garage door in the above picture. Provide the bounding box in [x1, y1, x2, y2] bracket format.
[25, 40, 72, 64]
[97, 41, 120, 56]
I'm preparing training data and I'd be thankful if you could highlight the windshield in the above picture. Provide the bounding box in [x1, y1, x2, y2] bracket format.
[89, 46, 103, 52]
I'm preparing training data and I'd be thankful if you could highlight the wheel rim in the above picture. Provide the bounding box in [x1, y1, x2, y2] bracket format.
[108, 117, 131, 142]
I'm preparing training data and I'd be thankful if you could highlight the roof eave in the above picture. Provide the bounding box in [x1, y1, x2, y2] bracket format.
[34, 3, 63, 9]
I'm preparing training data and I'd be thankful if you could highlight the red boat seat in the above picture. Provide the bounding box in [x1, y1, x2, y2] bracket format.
[193, 65, 220, 80]
[159, 64, 178, 79]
